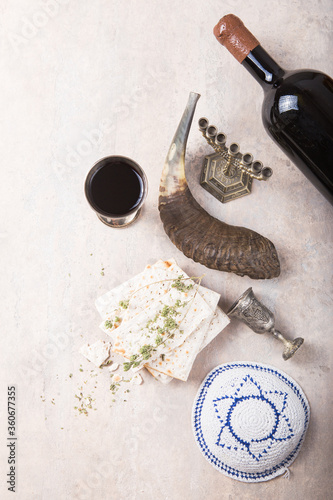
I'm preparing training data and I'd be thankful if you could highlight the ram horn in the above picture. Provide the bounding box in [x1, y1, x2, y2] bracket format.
[158, 92, 280, 280]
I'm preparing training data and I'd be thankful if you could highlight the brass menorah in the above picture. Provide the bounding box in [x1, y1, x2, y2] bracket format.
[199, 118, 273, 203]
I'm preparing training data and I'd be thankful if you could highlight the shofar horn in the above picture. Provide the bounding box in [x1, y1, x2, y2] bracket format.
[158, 92, 280, 279]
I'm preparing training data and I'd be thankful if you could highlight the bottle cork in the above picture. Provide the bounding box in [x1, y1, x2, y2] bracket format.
[213, 14, 259, 63]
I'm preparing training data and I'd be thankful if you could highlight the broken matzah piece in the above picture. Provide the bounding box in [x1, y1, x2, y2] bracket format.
[79, 340, 111, 367]
[145, 367, 174, 384]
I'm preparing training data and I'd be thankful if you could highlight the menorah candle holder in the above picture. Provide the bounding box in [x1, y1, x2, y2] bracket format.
[199, 118, 273, 203]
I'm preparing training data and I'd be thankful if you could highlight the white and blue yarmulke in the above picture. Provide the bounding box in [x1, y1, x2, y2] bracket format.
[192, 362, 310, 482]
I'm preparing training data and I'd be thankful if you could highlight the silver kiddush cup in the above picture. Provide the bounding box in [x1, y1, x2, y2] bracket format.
[227, 288, 304, 360]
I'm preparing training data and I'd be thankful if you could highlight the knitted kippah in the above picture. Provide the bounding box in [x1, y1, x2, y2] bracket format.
[192, 362, 310, 482]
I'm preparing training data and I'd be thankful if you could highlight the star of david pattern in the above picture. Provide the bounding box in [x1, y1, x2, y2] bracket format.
[213, 375, 294, 461]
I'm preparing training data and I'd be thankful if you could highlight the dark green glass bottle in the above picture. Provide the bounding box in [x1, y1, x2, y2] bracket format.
[214, 14, 333, 205]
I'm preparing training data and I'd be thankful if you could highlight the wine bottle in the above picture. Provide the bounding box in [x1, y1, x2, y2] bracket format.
[213, 14, 333, 205]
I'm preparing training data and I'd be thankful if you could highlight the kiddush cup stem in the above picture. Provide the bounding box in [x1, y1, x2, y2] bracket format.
[273, 330, 304, 360]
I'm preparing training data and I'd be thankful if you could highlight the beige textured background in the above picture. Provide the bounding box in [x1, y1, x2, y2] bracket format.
[1, 0, 332, 499]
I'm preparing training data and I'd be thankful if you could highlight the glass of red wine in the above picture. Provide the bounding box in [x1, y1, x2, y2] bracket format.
[85, 155, 148, 228]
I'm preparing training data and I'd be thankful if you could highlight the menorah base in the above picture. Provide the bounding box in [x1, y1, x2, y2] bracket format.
[201, 153, 253, 203]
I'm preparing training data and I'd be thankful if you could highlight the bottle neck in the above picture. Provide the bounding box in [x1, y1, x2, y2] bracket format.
[242, 46, 285, 89]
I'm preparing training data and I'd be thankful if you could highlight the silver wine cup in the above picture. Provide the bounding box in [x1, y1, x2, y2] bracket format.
[227, 288, 304, 360]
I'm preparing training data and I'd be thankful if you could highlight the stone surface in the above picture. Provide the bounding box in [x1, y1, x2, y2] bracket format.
[0, 1, 332, 499]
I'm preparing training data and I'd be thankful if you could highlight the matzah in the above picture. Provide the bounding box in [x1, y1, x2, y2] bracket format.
[93, 259, 229, 382]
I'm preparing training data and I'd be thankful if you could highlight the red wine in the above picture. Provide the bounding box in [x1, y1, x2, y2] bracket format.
[88, 158, 144, 215]
[214, 15, 333, 205]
